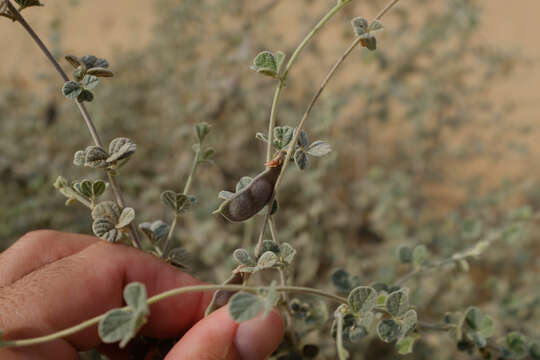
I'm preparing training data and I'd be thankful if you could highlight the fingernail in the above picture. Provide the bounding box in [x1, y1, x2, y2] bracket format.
[234, 310, 284, 360]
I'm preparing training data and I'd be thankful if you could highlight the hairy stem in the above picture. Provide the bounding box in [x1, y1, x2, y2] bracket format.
[335, 311, 347, 360]
[6, 0, 142, 248]
[0, 284, 347, 348]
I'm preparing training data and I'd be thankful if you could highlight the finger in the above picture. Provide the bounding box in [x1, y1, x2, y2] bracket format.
[164, 307, 284, 360]
[0, 230, 98, 287]
[0, 238, 214, 359]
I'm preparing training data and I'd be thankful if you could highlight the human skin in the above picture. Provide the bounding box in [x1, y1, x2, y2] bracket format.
[0, 230, 284, 359]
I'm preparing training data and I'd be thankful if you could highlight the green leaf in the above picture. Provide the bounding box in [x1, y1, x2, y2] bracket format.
[348, 286, 377, 313]
[108, 137, 136, 163]
[123, 282, 148, 313]
[87, 67, 114, 77]
[91, 201, 121, 221]
[306, 140, 332, 157]
[77, 89, 94, 103]
[368, 20, 384, 33]
[160, 191, 190, 213]
[73, 150, 86, 166]
[262, 282, 280, 318]
[84, 146, 109, 168]
[399, 309, 417, 338]
[92, 218, 122, 242]
[261, 240, 280, 254]
[351, 17, 369, 36]
[294, 149, 309, 170]
[233, 248, 256, 266]
[464, 307, 494, 345]
[167, 247, 192, 269]
[396, 245, 412, 263]
[92, 180, 107, 197]
[377, 319, 401, 343]
[79, 179, 93, 197]
[276, 51, 286, 74]
[98, 309, 134, 347]
[296, 128, 309, 148]
[251, 51, 278, 77]
[195, 122, 211, 143]
[116, 207, 135, 228]
[82, 75, 99, 90]
[257, 251, 278, 269]
[279, 242, 296, 264]
[62, 81, 83, 99]
[331, 269, 351, 292]
[81, 55, 109, 69]
[229, 292, 264, 322]
[386, 288, 409, 316]
[348, 325, 368, 343]
[412, 244, 428, 268]
[396, 334, 418, 355]
[273, 126, 294, 150]
[506, 331, 527, 358]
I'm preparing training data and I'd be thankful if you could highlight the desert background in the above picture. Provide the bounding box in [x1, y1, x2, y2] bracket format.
[1, 0, 539, 359]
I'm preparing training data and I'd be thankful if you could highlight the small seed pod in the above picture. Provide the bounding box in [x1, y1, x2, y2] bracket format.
[214, 152, 284, 222]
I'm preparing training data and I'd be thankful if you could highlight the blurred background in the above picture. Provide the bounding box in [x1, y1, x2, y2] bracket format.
[1, 0, 539, 359]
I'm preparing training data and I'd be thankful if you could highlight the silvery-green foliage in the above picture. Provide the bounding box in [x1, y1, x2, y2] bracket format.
[139, 220, 170, 245]
[385, 288, 409, 316]
[91, 201, 135, 242]
[463, 307, 494, 347]
[348, 286, 377, 313]
[160, 191, 196, 214]
[250, 50, 285, 79]
[377, 319, 401, 343]
[98, 282, 149, 348]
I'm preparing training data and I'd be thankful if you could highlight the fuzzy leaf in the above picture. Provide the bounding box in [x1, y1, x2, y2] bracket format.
[92, 218, 122, 242]
[98, 309, 134, 347]
[331, 269, 351, 292]
[396, 245, 412, 263]
[396, 335, 418, 355]
[117, 207, 135, 228]
[377, 319, 401, 343]
[195, 122, 211, 143]
[92, 180, 107, 197]
[77, 89, 94, 103]
[348, 325, 368, 343]
[62, 81, 83, 99]
[257, 251, 278, 269]
[229, 292, 264, 322]
[400, 309, 417, 338]
[87, 67, 114, 77]
[273, 126, 294, 149]
[73, 150, 86, 166]
[81, 55, 109, 69]
[261, 240, 280, 254]
[251, 51, 278, 77]
[368, 20, 384, 32]
[506, 332, 527, 358]
[348, 286, 377, 313]
[123, 282, 148, 313]
[412, 245, 428, 268]
[236, 177, 253, 192]
[82, 75, 99, 90]
[279, 242, 296, 264]
[85, 146, 109, 168]
[233, 248, 256, 266]
[386, 288, 409, 316]
[294, 149, 309, 170]
[351, 17, 369, 36]
[262, 282, 280, 318]
[92, 201, 121, 221]
[160, 191, 189, 213]
[108, 138, 136, 163]
[296, 129, 309, 148]
[306, 140, 332, 157]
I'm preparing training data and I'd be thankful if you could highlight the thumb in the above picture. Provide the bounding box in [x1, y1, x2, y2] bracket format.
[164, 306, 284, 360]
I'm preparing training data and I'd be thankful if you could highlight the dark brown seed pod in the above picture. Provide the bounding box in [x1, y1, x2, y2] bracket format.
[214, 152, 284, 222]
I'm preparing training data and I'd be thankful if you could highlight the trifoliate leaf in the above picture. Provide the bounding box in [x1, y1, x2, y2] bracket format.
[306, 140, 332, 157]
[348, 286, 377, 313]
[386, 288, 409, 316]
[62, 81, 83, 99]
[229, 292, 264, 322]
[195, 122, 211, 144]
[506, 332, 527, 358]
[160, 191, 190, 213]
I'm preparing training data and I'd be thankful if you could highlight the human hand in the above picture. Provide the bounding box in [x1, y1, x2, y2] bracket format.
[0, 230, 284, 359]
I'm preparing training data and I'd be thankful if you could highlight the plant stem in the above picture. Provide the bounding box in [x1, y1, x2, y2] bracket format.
[335, 311, 347, 360]
[6, 0, 142, 248]
[0, 284, 347, 348]
[265, 0, 350, 165]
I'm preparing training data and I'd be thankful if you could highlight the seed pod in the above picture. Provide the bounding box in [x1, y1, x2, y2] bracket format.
[214, 152, 284, 222]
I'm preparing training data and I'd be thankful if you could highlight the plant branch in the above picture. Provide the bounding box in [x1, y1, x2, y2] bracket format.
[0, 284, 347, 348]
[6, 0, 142, 248]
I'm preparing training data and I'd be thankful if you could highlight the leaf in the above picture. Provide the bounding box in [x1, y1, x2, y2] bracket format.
[396, 334, 418, 355]
[107, 138, 136, 163]
[464, 307, 494, 346]
[82, 75, 99, 90]
[77, 89, 94, 103]
[377, 319, 401, 343]
[262, 282, 280, 318]
[396, 245, 412, 263]
[167, 247, 192, 269]
[84, 146, 109, 168]
[87, 67, 114, 77]
[261, 240, 280, 254]
[229, 292, 264, 322]
[123, 282, 148, 313]
[348, 325, 368, 343]
[65, 55, 81, 68]
[306, 140, 332, 157]
[351, 17, 369, 36]
[331, 269, 351, 292]
[257, 251, 278, 269]
[79, 180, 93, 197]
[236, 176, 253, 192]
[255, 132, 268, 143]
[296, 128, 309, 148]
[92, 218, 122, 242]
[81, 55, 109, 69]
[251, 51, 278, 77]
[506, 332, 527, 358]
[386, 288, 409, 316]
[117, 207, 135, 228]
[368, 20, 384, 32]
[348, 286, 377, 313]
[92, 201, 121, 221]
[233, 248, 256, 266]
[98, 309, 134, 346]
[62, 81, 83, 99]
[400, 309, 417, 338]
[139, 220, 170, 244]
[273, 126, 294, 150]
[195, 122, 211, 143]
[160, 191, 190, 213]
[362, 37, 377, 51]
[294, 149, 309, 170]
[73, 150, 86, 166]
[412, 245, 428, 268]
[276, 51, 286, 74]
[279, 242, 296, 264]
[92, 180, 107, 197]
[14, 0, 43, 10]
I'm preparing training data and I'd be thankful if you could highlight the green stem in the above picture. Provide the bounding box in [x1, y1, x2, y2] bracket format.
[0, 285, 347, 348]
[265, 0, 350, 165]
[335, 311, 347, 360]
